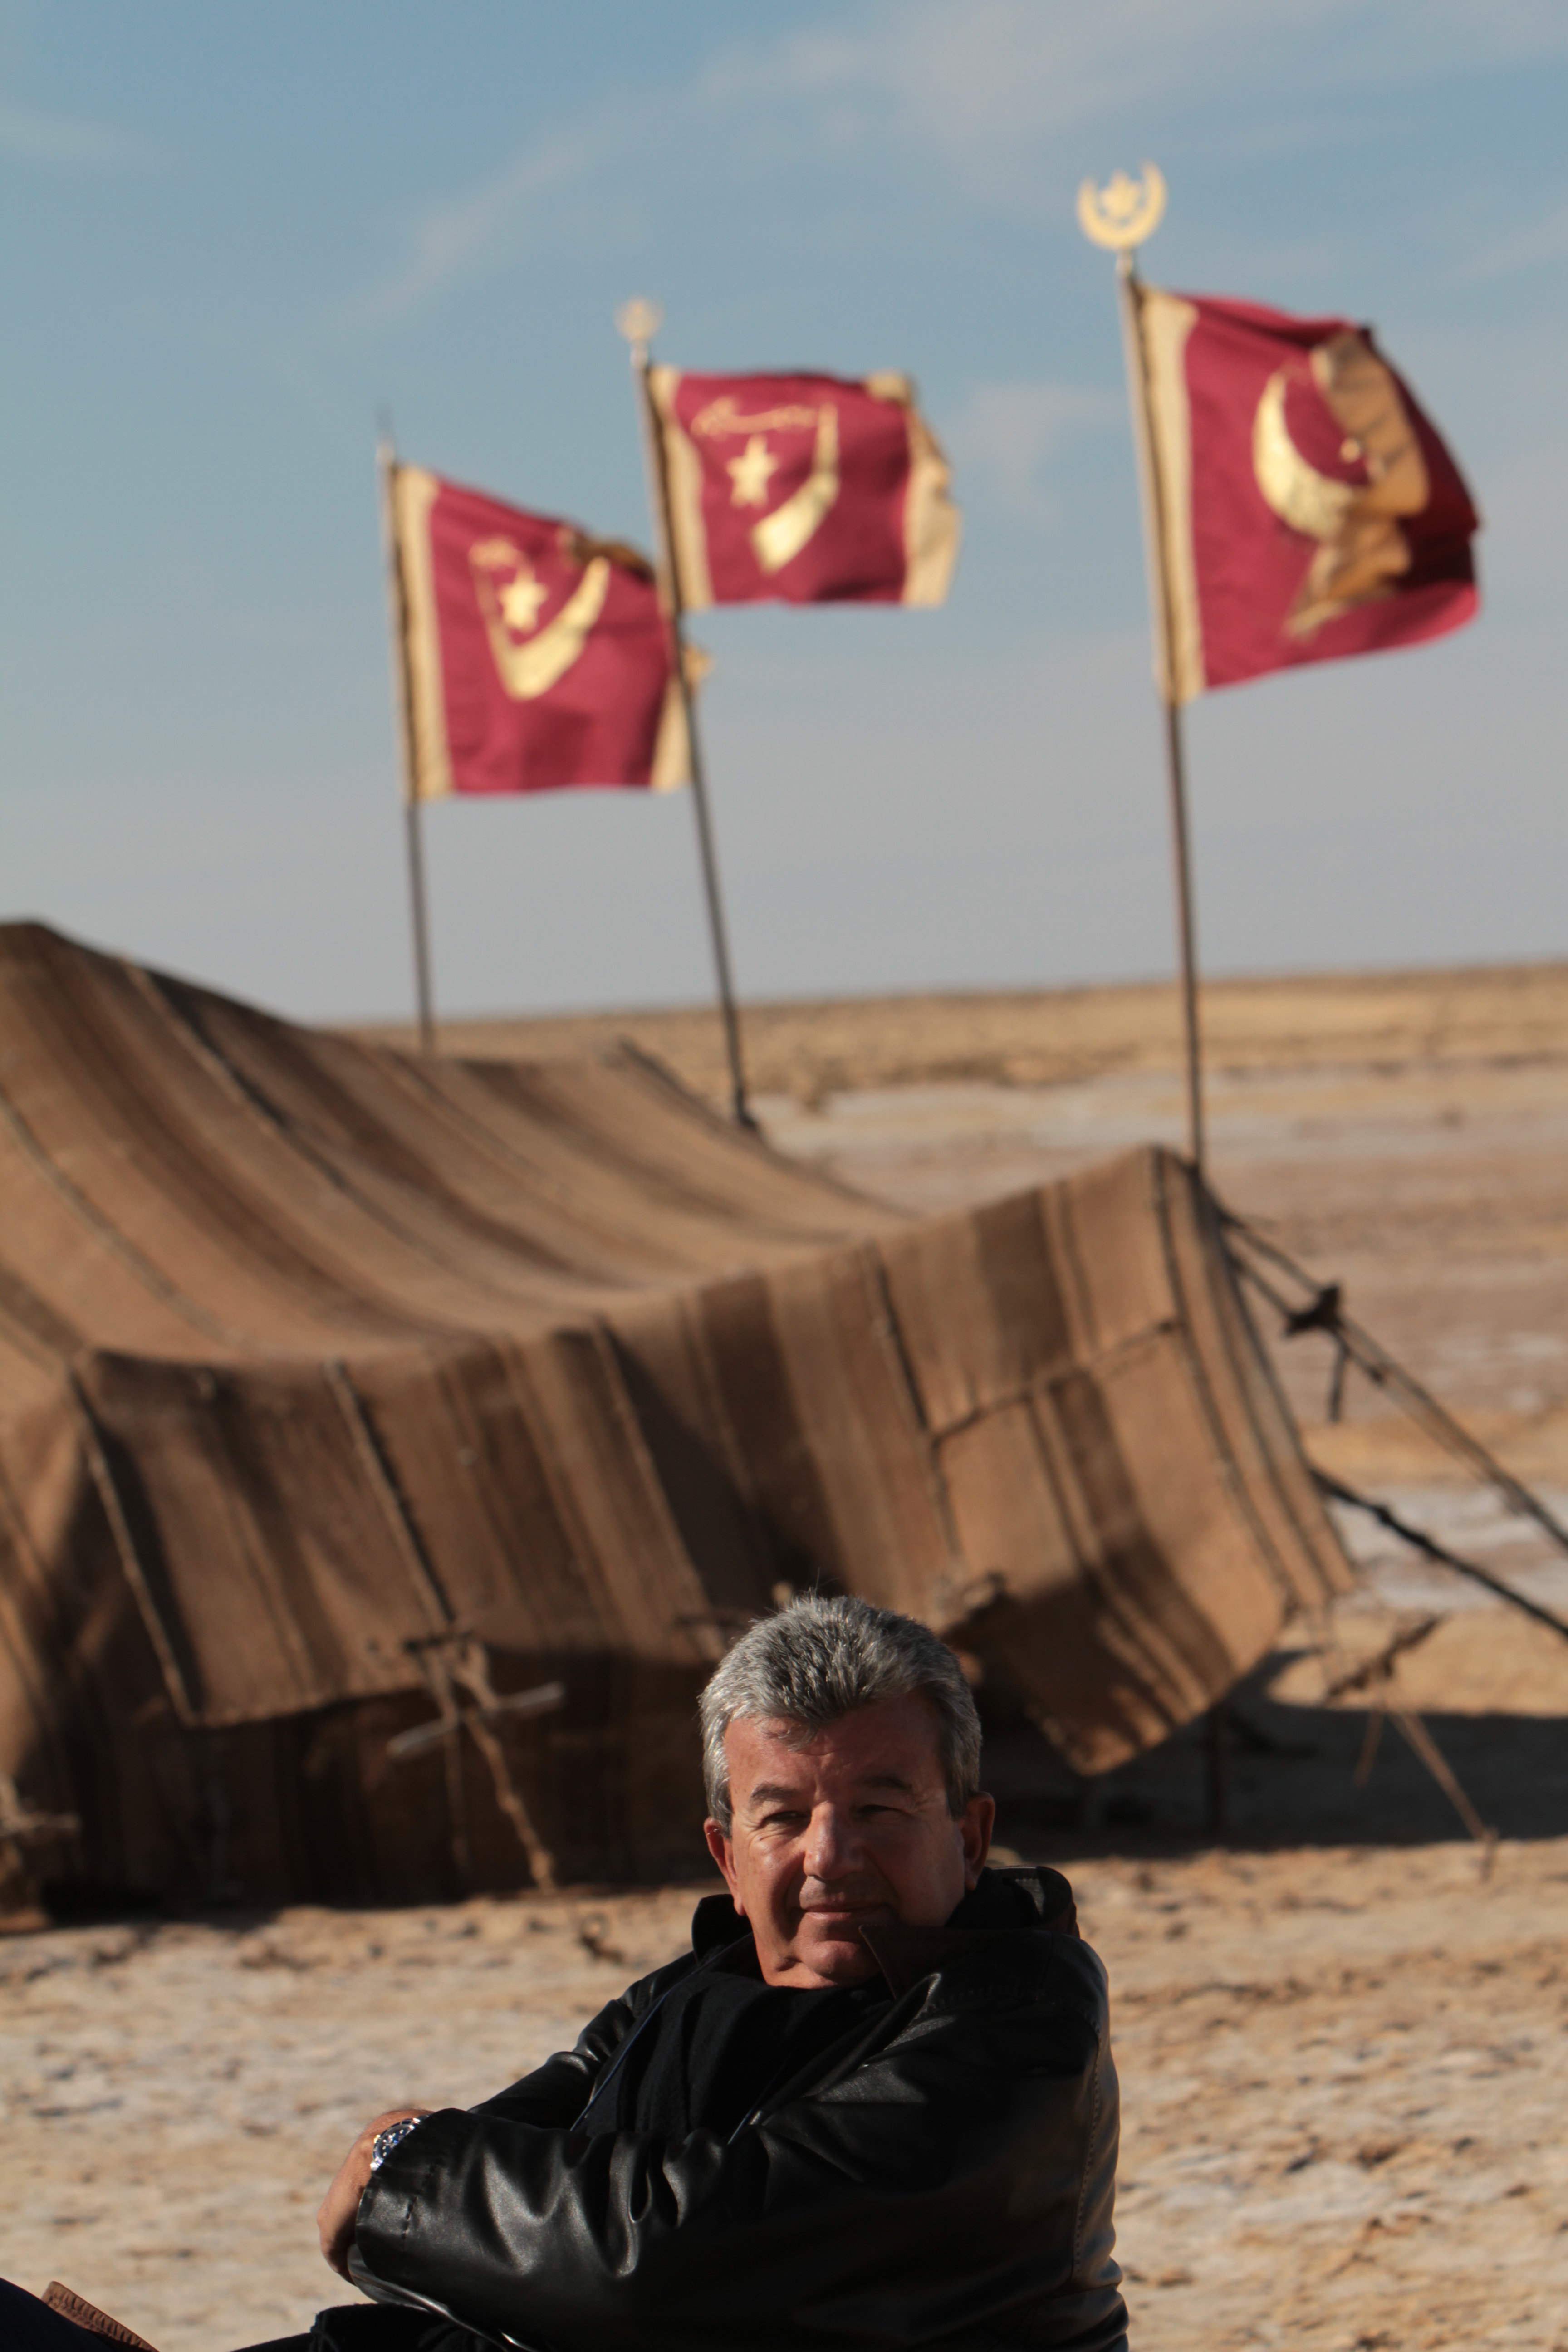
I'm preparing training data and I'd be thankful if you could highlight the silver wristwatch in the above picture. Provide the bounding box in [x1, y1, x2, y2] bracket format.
[369, 2116, 425, 2172]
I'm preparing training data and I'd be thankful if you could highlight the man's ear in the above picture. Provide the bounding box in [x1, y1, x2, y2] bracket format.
[960, 1793, 995, 1890]
[703, 1818, 745, 1911]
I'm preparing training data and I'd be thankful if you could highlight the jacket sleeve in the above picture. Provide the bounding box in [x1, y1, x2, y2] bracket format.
[354, 1936, 1126, 2352]
[464, 1956, 686, 2131]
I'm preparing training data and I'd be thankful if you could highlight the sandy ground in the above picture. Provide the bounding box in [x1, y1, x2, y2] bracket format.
[360, 960, 1568, 1109]
[8, 1845, 1566, 2352]
[10, 965, 1568, 2349]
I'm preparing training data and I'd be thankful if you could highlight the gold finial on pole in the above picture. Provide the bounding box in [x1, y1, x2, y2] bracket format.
[1076, 163, 1166, 257]
[615, 296, 664, 363]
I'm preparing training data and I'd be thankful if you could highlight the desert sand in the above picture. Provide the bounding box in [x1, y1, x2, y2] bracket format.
[8, 963, 1568, 2350]
[8, 1840, 1568, 2352]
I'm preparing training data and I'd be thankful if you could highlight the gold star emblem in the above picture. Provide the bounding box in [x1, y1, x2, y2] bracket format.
[727, 435, 779, 508]
[498, 564, 549, 633]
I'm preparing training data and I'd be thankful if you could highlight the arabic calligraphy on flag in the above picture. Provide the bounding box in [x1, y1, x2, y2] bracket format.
[389, 467, 690, 799]
[1133, 288, 1479, 702]
[647, 369, 960, 609]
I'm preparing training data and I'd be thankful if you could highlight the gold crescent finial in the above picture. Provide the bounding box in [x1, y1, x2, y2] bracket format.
[1076, 164, 1167, 253]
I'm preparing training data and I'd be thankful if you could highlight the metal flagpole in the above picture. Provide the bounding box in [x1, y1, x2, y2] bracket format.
[1157, 638, 1204, 1177]
[377, 427, 436, 1054]
[615, 299, 756, 1131]
[1082, 172, 1224, 1818]
[1080, 169, 1205, 1176]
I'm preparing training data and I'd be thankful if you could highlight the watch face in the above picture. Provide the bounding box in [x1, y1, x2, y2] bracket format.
[371, 2119, 421, 2171]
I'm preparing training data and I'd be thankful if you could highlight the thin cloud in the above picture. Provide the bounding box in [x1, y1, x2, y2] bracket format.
[0, 103, 147, 165]
[714, 0, 1568, 201]
[345, 0, 1568, 325]
[948, 380, 1123, 521]
[355, 97, 649, 329]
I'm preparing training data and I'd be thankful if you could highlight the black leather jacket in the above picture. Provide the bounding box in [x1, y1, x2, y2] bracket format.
[353, 1867, 1127, 2352]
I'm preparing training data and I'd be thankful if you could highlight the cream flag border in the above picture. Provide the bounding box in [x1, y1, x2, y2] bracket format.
[649, 671, 692, 791]
[390, 465, 454, 801]
[864, 372, 962, 606]
[648, 368, 960, 610]
[646, 366, 714, 611]
[1128, 287, 1205, 706]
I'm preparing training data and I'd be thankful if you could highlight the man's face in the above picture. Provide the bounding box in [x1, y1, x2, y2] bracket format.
[703, 1692, 995, 1988]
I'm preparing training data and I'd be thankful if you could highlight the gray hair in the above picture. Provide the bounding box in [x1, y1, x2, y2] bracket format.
[699, 1594, 981, 1835]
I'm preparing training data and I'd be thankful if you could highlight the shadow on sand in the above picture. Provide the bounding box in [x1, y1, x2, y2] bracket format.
[987, 1648, 1568, 1859]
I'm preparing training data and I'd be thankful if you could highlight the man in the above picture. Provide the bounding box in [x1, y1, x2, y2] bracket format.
[10, 1597, 1127, 2352]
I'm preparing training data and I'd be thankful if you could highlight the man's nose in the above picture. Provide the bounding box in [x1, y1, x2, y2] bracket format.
[804, 1803, 862, 1879]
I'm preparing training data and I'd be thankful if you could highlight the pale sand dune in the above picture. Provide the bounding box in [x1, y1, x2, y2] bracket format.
[353, 960, 1568, 1108]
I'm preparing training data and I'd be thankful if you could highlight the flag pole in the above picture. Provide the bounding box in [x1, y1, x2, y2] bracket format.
[1083, 172, 1220, 1823]
[1127, 257, 1205, 1177]
[1161, 687, 1204, 1178]
[616, 299, 756, 1132]
[377, 427, 436, 1055]
[1081, 170, 1205, 1176]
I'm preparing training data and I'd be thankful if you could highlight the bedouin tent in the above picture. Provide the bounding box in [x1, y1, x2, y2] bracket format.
[0, 924, 1349, 1910]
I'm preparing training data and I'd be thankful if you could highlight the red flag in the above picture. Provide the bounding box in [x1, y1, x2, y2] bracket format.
[1134, 288, 1479, 701]
[389, 467, 690, 799]
[647, 368, 959, 609]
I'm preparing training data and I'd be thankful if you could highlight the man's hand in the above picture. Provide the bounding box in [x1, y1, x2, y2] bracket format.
[318, 2108, 432, 2278]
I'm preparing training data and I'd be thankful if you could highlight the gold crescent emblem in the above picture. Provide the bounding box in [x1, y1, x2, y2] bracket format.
[1252, 332, 1429, 636]
[470, 541, 612, 700]
[1076, 164, 1166, 252]
[750, 405, 840, 574]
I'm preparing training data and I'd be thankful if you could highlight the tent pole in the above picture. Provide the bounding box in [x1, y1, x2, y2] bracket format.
[617, 302, 756, 1131]
[378, 429, 436, 1055]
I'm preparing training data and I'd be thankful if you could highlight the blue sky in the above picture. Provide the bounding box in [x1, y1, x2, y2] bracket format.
[4, 1, 1565, 1023]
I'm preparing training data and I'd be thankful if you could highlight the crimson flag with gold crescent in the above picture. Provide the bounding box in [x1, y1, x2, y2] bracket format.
[647, 368, 960, 609]
[388, 466, 690, 800]
[1133, 288, 1478, 703]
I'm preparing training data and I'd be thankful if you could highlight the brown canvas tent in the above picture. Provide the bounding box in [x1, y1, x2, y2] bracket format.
[0, 923, 1349, 1908]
